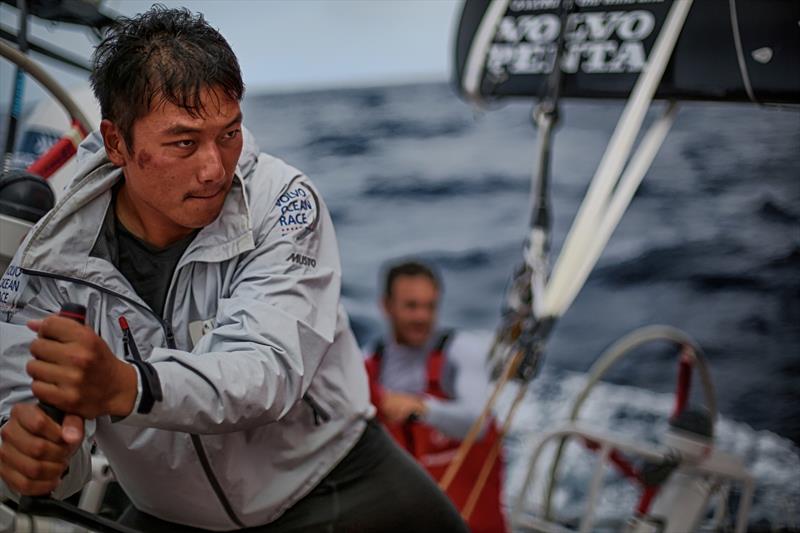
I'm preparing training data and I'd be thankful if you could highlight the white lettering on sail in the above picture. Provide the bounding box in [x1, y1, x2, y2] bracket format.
[487, 10, 656, 76]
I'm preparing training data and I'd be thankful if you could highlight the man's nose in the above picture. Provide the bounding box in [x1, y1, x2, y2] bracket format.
[413, 308, 434, 323]
[197, 143, 225, 183]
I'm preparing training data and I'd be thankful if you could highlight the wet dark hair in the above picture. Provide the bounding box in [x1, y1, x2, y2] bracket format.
[90, 5, 244, 148]
[383, 260, 441, 299]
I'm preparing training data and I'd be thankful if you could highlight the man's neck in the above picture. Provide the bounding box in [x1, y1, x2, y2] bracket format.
[391, 334, 431, 352]
[115, 182, 193, 249]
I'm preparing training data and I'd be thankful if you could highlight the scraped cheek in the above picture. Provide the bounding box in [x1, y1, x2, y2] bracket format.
[136, 149, 152, 168]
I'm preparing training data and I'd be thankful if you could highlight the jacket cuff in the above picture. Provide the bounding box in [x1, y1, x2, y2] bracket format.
[128, 364, 144, 416]
[114, 360, 162, 422]
[128, 360, 163, 414]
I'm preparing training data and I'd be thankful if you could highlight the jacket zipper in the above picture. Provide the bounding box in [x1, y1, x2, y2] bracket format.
[162, 320, 245, 528]
[22, 268, 245, 528]
[158, 274, 246, 529]
[189, 436, 245, 528]
[118, 316, 141, 361]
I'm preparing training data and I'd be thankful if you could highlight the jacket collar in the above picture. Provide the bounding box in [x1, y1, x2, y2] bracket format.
[19, 132, 257, 294]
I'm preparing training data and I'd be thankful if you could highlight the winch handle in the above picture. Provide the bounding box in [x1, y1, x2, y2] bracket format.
[37, 303, 87, 424]
[18, 303, 140, 532]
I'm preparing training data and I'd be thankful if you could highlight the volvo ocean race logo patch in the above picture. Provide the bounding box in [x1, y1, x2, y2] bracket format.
[0, 264, 28, 318]
[275, 183, 319, 237]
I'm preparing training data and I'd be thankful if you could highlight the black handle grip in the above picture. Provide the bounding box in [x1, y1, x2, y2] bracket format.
[38, 403, 65, 424]
[38, 303, 87, 425]
[19, 304, 98, 520]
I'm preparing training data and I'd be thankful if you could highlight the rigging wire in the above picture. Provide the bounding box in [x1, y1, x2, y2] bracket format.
[728, 0, 758, 105]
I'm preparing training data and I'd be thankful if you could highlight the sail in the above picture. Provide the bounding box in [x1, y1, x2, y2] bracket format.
[454, 0, 800, 105]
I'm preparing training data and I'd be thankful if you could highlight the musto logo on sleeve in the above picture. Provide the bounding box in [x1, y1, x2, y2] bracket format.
[275, 183, 319, 237]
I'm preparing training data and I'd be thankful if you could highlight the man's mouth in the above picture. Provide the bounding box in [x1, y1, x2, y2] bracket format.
[189, 188, 223, 199]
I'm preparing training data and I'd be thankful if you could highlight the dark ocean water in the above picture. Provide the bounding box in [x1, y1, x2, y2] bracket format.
[243, 82, 800, 446]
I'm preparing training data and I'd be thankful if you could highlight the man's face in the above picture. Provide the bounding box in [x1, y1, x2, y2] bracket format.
[103, 86, 243, 244]
[383, 275, 439, 348]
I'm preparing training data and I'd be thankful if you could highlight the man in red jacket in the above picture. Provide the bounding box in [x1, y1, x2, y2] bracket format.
[364, 260, 508, 533]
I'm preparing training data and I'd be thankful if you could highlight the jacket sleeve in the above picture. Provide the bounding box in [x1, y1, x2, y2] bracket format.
[121, 168, 348, 434]
[0, 261, 93, 500]
[422, 331, 492, 440]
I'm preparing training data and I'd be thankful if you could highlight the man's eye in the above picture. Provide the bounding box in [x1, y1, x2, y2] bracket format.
[175, 139, 195, 148]
[223, 129, 241, 140]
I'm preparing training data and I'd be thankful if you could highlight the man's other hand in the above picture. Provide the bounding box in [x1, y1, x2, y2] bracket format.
[380, 391, 427, 424]
[26, 316, 137, 419]
[0, 404, 83, 496]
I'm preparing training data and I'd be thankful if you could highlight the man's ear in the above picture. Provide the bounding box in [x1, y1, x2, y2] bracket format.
[100, 119, 129, 167]
[381, 296, 391, 316]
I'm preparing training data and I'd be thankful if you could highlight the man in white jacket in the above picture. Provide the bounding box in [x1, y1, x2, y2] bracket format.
[0, 6, 466, 532]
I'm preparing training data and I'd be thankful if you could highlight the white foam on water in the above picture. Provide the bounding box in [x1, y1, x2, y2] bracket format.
[496, 366, 800, 530]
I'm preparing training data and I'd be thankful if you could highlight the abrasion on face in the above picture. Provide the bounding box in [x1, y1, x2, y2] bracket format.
[135, 149, 152, 168]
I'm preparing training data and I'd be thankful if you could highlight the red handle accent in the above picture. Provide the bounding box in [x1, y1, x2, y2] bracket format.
[582, 349, 695, 519]
[58, 310, 86, 322]
[672, 348, 693, 420]
[636, 485, 659, 515]
[583, 438, 641, 483]
[26, 120, 88, 179]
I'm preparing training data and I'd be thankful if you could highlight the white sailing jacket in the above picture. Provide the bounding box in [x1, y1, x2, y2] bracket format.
[0, 130, 373, 530]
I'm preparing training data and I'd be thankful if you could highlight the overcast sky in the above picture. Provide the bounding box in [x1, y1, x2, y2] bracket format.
[1, 0, 462, 102]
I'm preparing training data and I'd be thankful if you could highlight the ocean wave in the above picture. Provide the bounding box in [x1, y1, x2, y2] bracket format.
[365, 118, 469, 140]
[417, 249, 494, 270]
[592, 241, 744, 285]
[305, 133, 372, 157]
[758, 197, 800, 224]
[362, 174, 528, 199]
[767, 245, 800, 269]
[590, 241, 800, 293]
[303, 119, 470, 157]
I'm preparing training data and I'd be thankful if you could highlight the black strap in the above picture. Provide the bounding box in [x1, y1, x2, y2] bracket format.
[129, 359, 162, 414]
[433, 329, 453, 353]
[372, 339, 385, 360]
